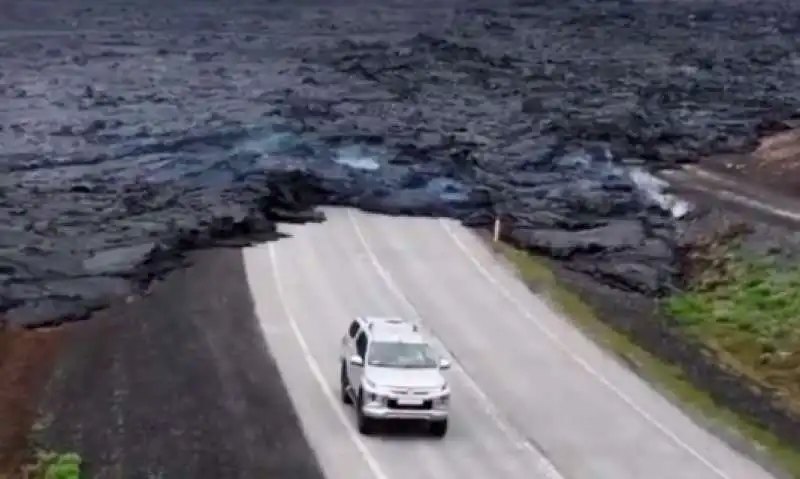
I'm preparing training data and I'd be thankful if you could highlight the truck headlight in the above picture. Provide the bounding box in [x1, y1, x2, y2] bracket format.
[363, 379, 385, 404]
[434, 383, 450, 406]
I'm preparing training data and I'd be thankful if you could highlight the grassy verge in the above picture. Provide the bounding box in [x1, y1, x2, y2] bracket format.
[496, 242, 800, 478]
[664, 253, 800, 411]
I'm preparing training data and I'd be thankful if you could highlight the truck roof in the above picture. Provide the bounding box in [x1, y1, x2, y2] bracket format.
[359, 316, 424, 343]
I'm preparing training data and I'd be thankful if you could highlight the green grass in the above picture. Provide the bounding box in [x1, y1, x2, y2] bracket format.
[664, 254, 800, 406]
[23, 450, 81, 479]
[496, 242, 800, 478]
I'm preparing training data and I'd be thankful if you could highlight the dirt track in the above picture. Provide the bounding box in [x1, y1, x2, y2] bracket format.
[701, 128, 800, 197]
[0, 326, 63, 476]
[26, 250, 324, 479]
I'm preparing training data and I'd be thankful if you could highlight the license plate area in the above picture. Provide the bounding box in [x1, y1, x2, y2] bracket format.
[388, 397, 432, 410]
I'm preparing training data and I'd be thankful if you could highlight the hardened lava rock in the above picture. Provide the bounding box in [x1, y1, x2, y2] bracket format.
[2, 0, 800, 326]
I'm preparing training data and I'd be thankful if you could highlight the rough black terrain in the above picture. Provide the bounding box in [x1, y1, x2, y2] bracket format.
[34, 249, 326, 479]
[4, 0, 800, 326]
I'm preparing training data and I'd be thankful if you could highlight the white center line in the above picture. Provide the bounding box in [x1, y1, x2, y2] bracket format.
[347, 209, 565, 479]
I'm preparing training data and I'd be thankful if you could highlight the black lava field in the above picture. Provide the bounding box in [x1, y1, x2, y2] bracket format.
[2, 0, 800, 327]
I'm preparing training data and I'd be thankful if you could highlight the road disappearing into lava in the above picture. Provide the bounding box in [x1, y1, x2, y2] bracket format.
[243, 208, 776, 479]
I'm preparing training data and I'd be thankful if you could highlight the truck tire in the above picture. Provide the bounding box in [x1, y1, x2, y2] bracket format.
[430, 419, 448, 438]
[340, 361, 352, 405]
[356, 389, 374, 435]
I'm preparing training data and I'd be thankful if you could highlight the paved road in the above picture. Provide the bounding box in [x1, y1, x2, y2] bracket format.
[243, 207, 777, 479]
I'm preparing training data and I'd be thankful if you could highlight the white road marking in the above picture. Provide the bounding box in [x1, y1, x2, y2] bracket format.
[437, 220, 732, 479]
[266, 243, 390, 479]
[346, 209, 565, 479]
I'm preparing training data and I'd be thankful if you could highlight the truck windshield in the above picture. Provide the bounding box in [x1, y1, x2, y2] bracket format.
[367, 341, 438, 368]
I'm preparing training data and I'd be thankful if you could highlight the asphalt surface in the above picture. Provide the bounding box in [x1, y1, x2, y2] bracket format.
[244, 207, 778, 479]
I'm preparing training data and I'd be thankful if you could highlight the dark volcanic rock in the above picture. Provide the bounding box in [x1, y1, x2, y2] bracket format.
[2, 0, 800, 326]
[83, 243, 159, 276]
[510, 221, 646, 259]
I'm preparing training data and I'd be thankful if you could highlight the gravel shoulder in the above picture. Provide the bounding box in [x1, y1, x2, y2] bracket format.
[26, 249, 324, 479]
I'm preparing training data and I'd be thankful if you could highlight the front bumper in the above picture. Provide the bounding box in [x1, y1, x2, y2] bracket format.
[360, 387, 450, 421]
[362, 404, 449, 421]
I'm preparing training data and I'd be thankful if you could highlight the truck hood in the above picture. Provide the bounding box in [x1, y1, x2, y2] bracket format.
[365, 367, 445, 390]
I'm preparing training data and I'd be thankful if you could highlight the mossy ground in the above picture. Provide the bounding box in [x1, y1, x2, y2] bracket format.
[496, 242, 800, 478]
[664, 254, 800, 412]
[18, 451, 81, 479]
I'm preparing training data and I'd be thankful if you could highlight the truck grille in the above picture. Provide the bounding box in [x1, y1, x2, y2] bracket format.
[390, 388, 433, 396]
[387, 399, 433, 410]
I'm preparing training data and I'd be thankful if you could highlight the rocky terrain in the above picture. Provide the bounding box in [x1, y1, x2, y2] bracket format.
[3, 0, 800, 327]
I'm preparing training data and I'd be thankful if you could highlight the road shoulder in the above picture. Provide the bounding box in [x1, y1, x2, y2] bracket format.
[0, 325, 65, 477]
[29, 249, 325, 479]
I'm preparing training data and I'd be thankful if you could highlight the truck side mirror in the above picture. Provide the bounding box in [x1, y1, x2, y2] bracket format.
[349, 355, 364, 367]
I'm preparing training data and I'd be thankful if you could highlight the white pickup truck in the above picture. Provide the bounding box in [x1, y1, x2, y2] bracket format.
[339, 316, 452, 437]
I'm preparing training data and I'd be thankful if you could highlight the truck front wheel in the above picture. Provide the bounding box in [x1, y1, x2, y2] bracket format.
[356, 389, 375, 435]
[340, 362, 352, 405]
[430, 419, 448, 438]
